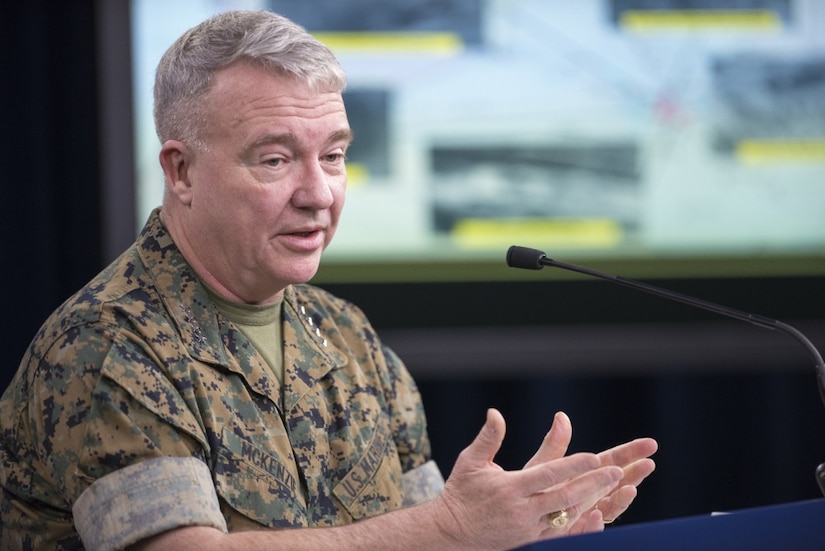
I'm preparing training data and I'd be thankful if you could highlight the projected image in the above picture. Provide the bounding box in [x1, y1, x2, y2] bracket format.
[711, 55, 825, 152]
[267, 0, 483, 43]
[132, 0, 825, 278]
[431, 144, 641, 248]
[343, 89, 392, 180]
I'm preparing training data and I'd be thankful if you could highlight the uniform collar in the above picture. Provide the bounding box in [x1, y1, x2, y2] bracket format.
[135, 208, 347, 398]
[135, 208, 225, 366]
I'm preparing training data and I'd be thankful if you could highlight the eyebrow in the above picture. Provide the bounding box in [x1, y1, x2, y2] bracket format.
[245, 128, 354, 153]
[330, 128, 355, 148]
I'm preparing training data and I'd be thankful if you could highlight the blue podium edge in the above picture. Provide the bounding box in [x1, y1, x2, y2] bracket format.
[521, 498, 825, 550]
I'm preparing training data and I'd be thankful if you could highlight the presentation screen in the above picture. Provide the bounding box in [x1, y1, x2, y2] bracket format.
[132, 0, 825, 282]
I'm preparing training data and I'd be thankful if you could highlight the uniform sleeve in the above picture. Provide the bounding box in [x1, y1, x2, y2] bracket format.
[73, 456, 227, 550]
[32, 324, 206, 490]
[378, 343, 433, 473]
[401, 460, 444, 506]
[22, 322, 218, 547]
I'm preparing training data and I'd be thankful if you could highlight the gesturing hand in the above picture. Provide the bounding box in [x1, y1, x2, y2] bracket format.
[429, 409, 629, 551]
[524, 411, 658, 531]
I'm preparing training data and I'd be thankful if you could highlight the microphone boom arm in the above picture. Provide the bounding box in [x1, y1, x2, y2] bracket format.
[542, 256, 825, 371]
[507, 245, 825, 496]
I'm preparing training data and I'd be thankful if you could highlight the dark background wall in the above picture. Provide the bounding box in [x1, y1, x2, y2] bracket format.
[2, 0, 824, 529]
[1, 1, 103, 359]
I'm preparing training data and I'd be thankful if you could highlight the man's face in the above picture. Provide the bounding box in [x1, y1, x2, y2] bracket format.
[167, 62, 351, 303]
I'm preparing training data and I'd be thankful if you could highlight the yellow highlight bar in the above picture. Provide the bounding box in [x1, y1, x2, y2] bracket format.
[736, 140, 825, 164]
[451, 218, 624, 249]
[621, 10, 782, 31]
[313, 32, 463, 54]
[345, 162, 369, 187]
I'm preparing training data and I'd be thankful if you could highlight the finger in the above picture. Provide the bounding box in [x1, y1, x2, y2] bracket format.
[598, 437, 658, 469]
[596, 484, 638, 523]
[532, 464, 623, 518]
[532, 465, 622, 538]
[518, 453, 605, 497]
[540, 508, 604, 540]
[524, 411, 572, 468]
[617, 457, 656, 488]
[460, 408, 507, 466]
[588, 458, 655, 524]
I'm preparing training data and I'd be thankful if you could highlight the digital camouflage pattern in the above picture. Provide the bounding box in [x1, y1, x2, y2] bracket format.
[0, 209, 433, 550]
[72, 456, 228, 549]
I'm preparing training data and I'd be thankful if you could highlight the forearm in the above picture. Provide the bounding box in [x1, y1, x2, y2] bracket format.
[132, 498, 467, 551]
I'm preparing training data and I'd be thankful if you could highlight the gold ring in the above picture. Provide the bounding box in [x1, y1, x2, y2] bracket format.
[547, 509, 569, 528]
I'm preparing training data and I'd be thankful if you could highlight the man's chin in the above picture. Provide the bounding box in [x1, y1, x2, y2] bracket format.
[284, 258, 323, 285]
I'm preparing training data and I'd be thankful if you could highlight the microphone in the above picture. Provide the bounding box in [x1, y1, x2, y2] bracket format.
[506, 244, 825, 495]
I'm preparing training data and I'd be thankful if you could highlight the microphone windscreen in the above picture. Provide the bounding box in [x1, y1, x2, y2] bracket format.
[506, 246, 546, 270]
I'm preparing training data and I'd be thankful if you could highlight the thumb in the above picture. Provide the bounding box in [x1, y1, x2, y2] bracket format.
[464, 408, 507, 465]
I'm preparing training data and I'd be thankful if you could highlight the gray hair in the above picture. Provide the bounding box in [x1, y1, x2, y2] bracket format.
[153, 10, 347, 145]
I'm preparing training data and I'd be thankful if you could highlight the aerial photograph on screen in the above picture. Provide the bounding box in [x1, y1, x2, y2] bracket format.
[132, 0, 825, 279]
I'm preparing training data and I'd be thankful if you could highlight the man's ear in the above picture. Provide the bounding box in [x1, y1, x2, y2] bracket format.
[159, 140, 195, 206]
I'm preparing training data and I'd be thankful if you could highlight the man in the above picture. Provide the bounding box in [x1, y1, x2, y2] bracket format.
[0, 10, 657, 550]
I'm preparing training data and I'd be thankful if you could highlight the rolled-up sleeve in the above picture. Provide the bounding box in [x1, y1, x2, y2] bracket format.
[401, 460, 444, 507]
[73, 456, 227, 551]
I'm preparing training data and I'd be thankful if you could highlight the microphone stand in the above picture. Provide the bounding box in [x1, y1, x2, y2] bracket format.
[506, 245, 825, 496]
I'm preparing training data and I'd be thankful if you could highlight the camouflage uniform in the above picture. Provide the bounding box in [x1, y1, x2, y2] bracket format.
[0, 209, 439, 550]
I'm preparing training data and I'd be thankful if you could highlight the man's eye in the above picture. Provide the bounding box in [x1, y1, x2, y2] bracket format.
[325, 153, 346, 163]
[265, 157, 283, 167]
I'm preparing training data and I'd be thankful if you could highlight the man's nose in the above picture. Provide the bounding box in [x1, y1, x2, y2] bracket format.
[292, 161, 335, 209]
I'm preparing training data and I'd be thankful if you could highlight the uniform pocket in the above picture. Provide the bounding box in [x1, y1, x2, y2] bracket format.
[214, 429, 308, 528]
[332, 416, 404, 520]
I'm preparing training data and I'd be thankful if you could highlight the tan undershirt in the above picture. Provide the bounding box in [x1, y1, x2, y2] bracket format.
[203, 285, 284, 383]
